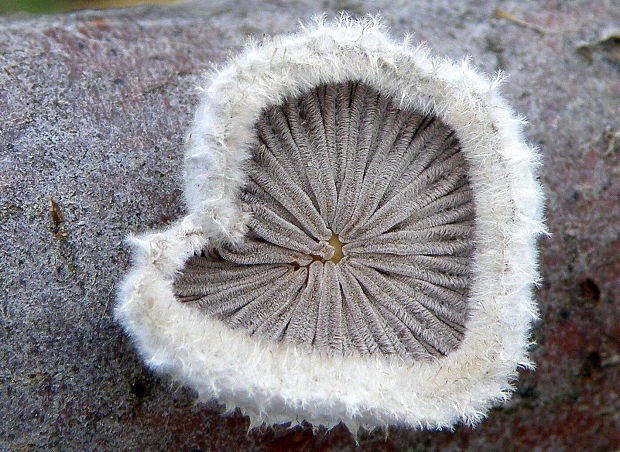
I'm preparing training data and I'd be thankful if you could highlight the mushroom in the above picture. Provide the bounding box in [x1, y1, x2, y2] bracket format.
[116, 16, 545, 433]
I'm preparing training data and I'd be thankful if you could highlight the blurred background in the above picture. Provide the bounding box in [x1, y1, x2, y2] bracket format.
[0, 0, 175, 14]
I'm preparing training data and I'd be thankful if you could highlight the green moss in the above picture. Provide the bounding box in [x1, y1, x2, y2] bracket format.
[0, 0, 72, 14]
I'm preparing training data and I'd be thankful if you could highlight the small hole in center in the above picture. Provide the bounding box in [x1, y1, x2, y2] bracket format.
[328, 233, 345, 264]
[308, 233, 346, 264]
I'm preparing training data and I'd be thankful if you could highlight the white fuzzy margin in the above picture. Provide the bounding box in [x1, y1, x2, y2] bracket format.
[115, 16, 545, 433]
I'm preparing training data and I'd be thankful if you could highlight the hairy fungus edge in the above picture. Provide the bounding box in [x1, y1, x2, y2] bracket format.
[115, 15, 545, 432]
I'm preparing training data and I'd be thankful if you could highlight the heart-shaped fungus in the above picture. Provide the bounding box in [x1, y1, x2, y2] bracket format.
[174, 81, 473, 359]
[116, 17, 544, 432]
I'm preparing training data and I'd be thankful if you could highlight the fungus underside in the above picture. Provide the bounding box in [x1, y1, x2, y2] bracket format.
[174, 81, 475, 360]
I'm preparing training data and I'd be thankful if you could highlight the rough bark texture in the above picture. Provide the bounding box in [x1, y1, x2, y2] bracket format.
[1, 1, 618, 450]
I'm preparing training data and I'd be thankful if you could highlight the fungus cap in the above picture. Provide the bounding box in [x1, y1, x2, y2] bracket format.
[116, 17, 545, 432]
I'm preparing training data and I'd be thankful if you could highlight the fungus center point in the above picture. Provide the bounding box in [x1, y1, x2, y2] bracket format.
[327, 233, 344, 264]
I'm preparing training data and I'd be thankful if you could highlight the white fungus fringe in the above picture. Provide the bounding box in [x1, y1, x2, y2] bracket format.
[115, 15, 545, 433]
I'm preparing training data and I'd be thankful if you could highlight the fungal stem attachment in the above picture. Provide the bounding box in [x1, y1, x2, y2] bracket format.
[327, 233, 344, 264]
[310, 232, 345, 264]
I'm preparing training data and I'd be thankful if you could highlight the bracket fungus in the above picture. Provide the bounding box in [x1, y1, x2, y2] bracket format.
[116, 17, 545, 432]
